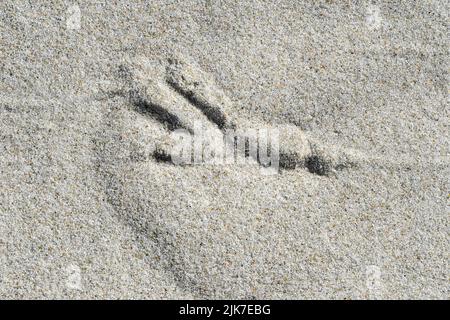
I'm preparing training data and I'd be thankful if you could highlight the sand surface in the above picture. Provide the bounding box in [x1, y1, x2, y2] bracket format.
[0, 1, 448, 299]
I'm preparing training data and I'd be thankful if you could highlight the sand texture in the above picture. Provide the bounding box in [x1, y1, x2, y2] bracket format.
[0, 1, 448, 299]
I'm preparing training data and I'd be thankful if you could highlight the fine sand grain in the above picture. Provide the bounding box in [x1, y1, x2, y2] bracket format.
[0, 1, 448, 299]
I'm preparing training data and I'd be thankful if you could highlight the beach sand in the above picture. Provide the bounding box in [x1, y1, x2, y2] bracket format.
[0, 1, 448, 299]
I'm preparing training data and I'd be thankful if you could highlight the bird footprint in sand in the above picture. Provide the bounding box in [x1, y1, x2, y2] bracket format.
[99, 55, 376, 176]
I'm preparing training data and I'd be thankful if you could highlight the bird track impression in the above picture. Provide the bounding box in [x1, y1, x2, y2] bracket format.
[97, 55, 447, 176]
